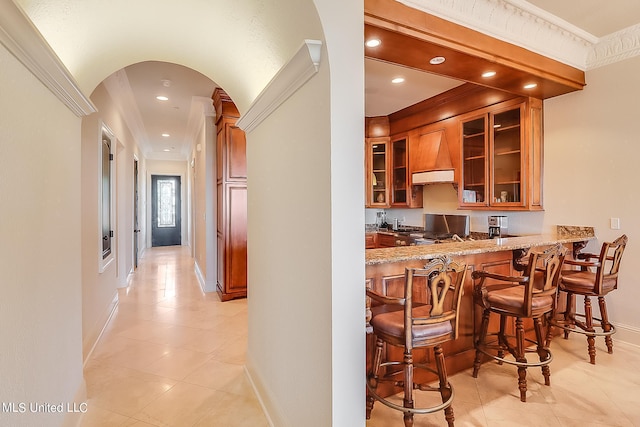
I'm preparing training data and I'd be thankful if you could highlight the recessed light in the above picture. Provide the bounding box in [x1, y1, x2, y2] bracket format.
[429, 56, 446, 65]
[162, 133, 170, 137]
[365, 39, 381, 48]
[163, 149, 171, 152]
[524, 83, 537, 89]
[156, 96, 169, 101]
[391, 77, 405, 84]
[482, 71, 496, 78]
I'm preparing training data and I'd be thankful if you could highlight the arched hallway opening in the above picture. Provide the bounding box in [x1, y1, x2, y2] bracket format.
[82, 246, 267, 426]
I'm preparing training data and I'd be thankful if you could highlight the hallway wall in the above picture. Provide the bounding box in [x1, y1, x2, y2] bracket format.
[81, 82, 145, 360]
[0, 42, 85, 427]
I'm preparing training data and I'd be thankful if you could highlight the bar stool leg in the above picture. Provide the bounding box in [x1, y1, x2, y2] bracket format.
[366, 338, 384, 418]
[584, 296, 596, 364]
[403, 350, 414, 427]
[534, 317, 551, 386]
[515, 318, 528, 402]
[434, 345, 455, 427]
[598, 296, 614, 354]
[473, 309, 490, 378]
[498, 315, 508, 364]
[563, 292, 575, 339]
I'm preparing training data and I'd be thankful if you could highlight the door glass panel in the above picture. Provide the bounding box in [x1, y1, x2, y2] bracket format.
[157, 179, 176, 227]
[462, 117, 486, 203]
[492, 108, 521, 204]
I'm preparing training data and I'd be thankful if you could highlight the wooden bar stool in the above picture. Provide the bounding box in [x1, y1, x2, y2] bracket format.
[366, 256, 467, 427]
[552, 234, 627, 364]
[472, 244, 566, 402]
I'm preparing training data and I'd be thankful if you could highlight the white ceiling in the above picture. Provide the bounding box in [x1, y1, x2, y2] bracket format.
[108, 1, 639, 161]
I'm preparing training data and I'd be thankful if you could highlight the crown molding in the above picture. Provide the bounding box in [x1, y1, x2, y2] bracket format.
[0, 0, 96, 117]
[587, 23, 640, 70]
[398, 0, 640, 71]
[102, 69, 150, 156]
[181, 96, 214, 159]
[236, 39, 322, 133]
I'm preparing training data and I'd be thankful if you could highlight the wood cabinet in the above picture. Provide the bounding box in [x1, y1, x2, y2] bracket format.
[391, 137, 422, 208]
[365, 117, 422, 208]
[213, 88, 247, 301]
[459, 98, 543, 211]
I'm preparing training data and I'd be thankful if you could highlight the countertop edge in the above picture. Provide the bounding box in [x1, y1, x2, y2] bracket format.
[365, 233, 594, 265]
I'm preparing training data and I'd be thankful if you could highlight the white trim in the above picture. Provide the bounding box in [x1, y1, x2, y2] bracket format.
[82, 292, 119, 366]
[587, 24, 640, 70]
[615, 322, 640, 348]
[396, 0, 640, 71]
[236, 39, 322, 133]
[0, 0, 95, 117]
[244, 364, 277, 427]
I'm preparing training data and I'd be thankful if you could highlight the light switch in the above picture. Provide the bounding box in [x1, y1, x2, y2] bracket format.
[610, 218, 621, 230]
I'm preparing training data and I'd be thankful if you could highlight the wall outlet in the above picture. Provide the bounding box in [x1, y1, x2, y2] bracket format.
[610, 217, 621, 230]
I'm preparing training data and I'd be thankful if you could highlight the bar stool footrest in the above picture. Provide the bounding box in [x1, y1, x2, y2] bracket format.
[551, 313, 616, 338]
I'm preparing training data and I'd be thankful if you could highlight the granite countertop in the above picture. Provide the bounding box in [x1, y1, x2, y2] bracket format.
[365, 226, 595, 265]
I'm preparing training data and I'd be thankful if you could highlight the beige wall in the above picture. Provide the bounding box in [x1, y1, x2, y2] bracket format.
[543, 56, 640, 345]
[246, 0, 365, 425]
[81, 82, 145, 360]
[191, 116, 216, 291]
[0, 43, 84, 426]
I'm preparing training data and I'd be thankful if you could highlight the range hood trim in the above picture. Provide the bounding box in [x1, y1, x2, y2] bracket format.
[412, 169, 455, 184]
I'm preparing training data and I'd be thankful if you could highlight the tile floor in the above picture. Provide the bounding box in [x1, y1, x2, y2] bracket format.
[80, 246, 268, 426]
[81, 246, 640, 426]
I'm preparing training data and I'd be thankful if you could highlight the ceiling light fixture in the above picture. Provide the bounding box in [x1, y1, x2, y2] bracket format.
[156, 95, 169, 101]
[482, 71, 496, 78]
[524, 83, 537, 89]
[163, 149, 171, 152]
[391, 77, 405, 84]
[162, 133, 170, 137]
[429, 56, 446, 65]
[365, 39, 381, 48]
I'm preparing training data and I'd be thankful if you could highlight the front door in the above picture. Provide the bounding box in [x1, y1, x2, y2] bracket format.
[151, 175, 181, 247]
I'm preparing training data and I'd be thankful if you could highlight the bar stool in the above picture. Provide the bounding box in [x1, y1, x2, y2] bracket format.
[472, 244, 566, 402]
[552, 235, 627, 364]
[366, 256, 467, 427]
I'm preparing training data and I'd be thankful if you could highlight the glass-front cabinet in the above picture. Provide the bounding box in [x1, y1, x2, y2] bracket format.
[366, 137, 390, 207]
[492, 107, 523, 206]
[459, 98, 542, 211]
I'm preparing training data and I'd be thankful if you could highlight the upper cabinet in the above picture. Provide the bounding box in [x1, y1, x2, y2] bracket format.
[459, 98, 543, 211]
[365, 117, 422, 208]
[366, 136, 390, 207]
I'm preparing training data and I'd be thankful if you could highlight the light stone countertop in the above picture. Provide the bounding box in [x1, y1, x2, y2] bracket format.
[365, 227, 595, 265]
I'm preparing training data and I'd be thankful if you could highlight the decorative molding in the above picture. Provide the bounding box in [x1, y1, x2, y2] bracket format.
[103, 69, 151, 157]
[0, 0, 96, 117]
[587, 23, 640, 70]
[236, 39, 322, 133]
[396, 0, 595, 70]
[181, 96, 214, 159]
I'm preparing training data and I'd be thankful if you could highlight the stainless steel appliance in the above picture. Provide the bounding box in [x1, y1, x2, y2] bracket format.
[423, 214, 470, 240]
[488, 215, 508, 238]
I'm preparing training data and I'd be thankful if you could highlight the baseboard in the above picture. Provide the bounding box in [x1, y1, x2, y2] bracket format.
[615, 322, 640, 348]
[244, 361, 287, 427]
[194, 259, 215, 292]
[82, 292, 119, 365]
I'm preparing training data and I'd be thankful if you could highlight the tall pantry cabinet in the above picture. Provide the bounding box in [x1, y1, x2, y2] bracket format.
[213, 88, 247, 301]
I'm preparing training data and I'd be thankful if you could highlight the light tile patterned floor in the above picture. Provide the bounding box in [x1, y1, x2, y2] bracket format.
[82, 246, 640, 426]
[80, 246, 268, 427]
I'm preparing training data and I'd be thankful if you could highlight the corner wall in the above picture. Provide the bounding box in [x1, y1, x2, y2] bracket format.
[0, 43, 85, 427]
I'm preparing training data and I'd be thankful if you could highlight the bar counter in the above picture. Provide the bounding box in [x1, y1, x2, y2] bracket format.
[365, 226, 594, 396]
[366, 227, 595, 265]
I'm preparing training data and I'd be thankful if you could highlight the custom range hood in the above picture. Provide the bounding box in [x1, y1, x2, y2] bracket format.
[411, 129, 455, 184]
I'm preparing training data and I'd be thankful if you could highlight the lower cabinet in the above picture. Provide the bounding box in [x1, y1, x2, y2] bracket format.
[217, 183, 247, 301]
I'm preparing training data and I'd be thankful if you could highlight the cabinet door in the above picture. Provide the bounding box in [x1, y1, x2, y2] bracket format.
[391, 138, 408, 205]
[366, 137, 390, 207]
[460, 115, 488, 206]
[491, 105, 524, 206]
